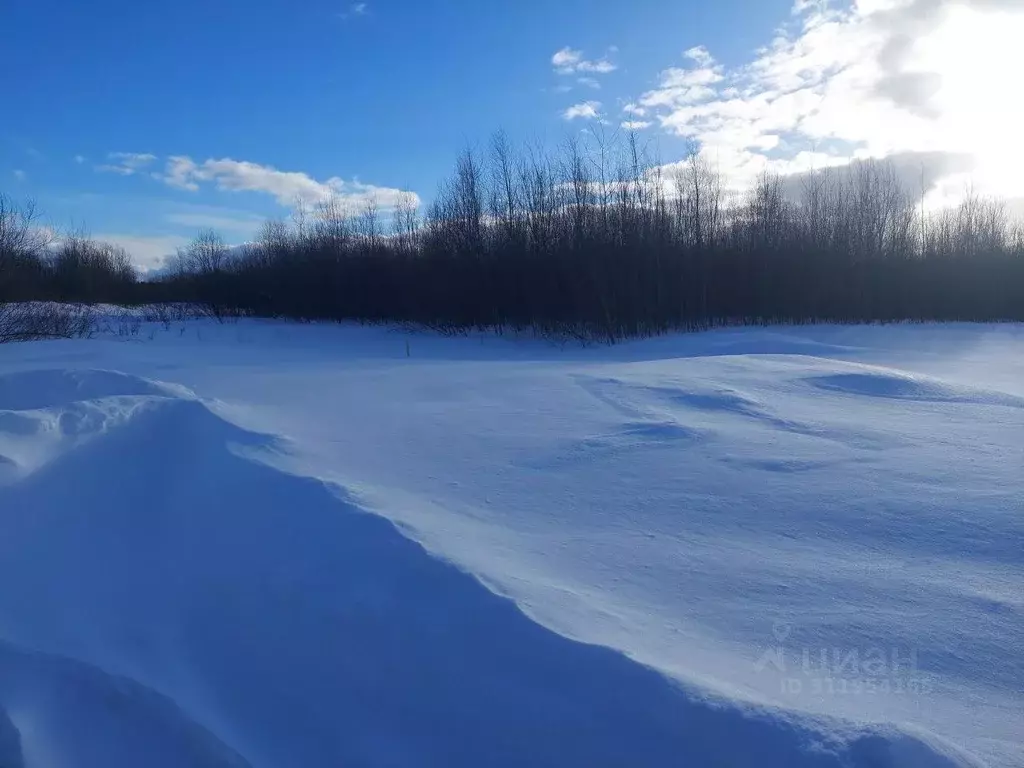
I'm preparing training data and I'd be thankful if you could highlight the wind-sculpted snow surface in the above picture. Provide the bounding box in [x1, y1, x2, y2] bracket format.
[0, 321, 1021, 767]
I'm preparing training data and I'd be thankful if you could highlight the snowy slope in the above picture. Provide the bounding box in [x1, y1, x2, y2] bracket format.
[0, 320, 1021, 767]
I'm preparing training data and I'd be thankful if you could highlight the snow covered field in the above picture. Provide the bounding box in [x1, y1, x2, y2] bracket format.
[0, 319, 1021, 768]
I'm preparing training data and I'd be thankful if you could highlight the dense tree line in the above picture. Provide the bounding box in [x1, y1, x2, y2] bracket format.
[4, 132, 1024, 341]
[0, 195, 138, 305]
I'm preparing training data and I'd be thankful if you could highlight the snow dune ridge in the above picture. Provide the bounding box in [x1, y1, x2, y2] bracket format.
[0, 330, 1014, 768]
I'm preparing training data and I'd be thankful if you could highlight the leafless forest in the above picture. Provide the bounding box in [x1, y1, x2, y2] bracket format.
[3, 133, 1023, 341]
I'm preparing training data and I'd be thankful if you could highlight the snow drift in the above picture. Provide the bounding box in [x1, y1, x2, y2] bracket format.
[0, 322, 1020, 767]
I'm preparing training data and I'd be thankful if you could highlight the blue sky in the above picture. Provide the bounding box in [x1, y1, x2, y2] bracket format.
[3, 0, 1021, 268]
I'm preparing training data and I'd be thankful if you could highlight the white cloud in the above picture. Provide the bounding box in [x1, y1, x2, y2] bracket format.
[562, 101, 602, 121]
[552, 47, 617, 75]
[162, 156, 201, 191]
[96, 152, 158, 176]
[621, 121, 652, 131]
[684, 45, 715, 68]
[631, 0, 1024, 203]
[637, 49, 724, 112]
[156, 155, 418, 209]
[552, 48, 582, 71]
[578, 76, 601, 90]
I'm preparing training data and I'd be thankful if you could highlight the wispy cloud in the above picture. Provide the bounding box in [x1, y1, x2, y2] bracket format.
[74, 155, 87, 165]
[621, 121, 652, 131]
[96, 152, 158, 176]
[552, 47, 617, 76]
[13, 170, 26, 181]
[683, 45, 715, 69]
[562, 101, 602, 121]
[164, 208, 266, 234]
[338, 2, 368, 20]
[156, 155, 417, 209]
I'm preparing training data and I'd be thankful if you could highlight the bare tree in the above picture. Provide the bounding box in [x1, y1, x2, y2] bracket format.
[179, 229, 229, 275]
[358, 195, 381, 248]
[391, 191, 420, 253]
[0, 194, 51, 301]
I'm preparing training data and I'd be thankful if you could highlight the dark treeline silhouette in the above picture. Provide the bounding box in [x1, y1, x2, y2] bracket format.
[4, 132, 1024, 341]
[1, 194, 138, 305]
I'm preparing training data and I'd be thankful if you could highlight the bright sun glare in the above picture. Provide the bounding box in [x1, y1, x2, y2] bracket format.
[920, 6, 1024, 201]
